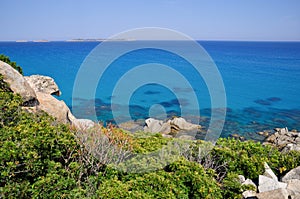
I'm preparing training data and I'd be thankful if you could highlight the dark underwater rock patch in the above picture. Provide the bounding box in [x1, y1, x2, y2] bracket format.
[267, 97, 281, 102]
[254, 99, 272, 106]
[144, 90, 161, 95]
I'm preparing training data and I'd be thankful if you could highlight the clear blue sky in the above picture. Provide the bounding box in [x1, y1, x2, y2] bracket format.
[1, 0, 300, 41]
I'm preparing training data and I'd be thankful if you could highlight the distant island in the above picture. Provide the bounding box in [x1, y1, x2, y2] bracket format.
[12, 38, 135, 42]
[15, 39, 50, 42]
[66, 38, 135, 42]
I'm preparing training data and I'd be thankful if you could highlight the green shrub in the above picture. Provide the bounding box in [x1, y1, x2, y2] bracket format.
[132, 132, 171, 153]
[95, 159, 222, 199]
[213, 138, 300, 179]
[0, 73, 84, 197]
[0, 54, 23, 75]
[0, 78, 23, 127]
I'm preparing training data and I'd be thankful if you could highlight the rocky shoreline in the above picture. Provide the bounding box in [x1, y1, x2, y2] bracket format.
[1, 60, 300, 151]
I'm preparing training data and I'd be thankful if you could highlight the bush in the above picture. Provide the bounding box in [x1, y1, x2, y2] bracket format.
[212, 138, 300, 179]
[95, 159, 222, 199]
[0, 72, 83, 197]
[0, 54, 23, 75]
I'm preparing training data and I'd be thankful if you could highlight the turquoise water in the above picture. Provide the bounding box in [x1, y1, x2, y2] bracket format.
[1, 41, 300, 139]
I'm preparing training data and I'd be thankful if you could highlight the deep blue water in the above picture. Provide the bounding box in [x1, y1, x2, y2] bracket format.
[1, 41, 300, 139]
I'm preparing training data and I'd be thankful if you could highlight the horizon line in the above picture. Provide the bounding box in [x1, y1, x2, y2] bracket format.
[0, 39, 300, 42]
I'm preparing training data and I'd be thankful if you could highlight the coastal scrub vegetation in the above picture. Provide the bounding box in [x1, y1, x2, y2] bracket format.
[1, 58, 300, 198]
[0, 54, 23, 75]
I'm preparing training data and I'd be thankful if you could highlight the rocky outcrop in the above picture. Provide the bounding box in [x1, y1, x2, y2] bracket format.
[144, 118, 171, 134]
[0, 60, 38, 106]
[263, 127, 300, 152]
[242, 163, 300, 199]
[169, 117, 200, 131]
[34, 91, 95, 129]
[25, 75, 61, 96]
[143, 117, 201, 137]
[1, 61, 95, 129]
[35, 92, 73, 124]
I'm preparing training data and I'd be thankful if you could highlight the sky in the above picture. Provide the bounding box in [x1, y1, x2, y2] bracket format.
[1, 0, 300, 41]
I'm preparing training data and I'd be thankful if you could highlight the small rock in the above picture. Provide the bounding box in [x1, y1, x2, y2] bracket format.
[238, 175, 246, 184]
[230, 133, 241, 139]
[263, 131, 269, 137]
[242, 190, 257, 198]
[258, 132, 264, 136]
[258, 131, 269, 137]
[282, 143, 300, 152]
[278, 127, 289, 135]
[290, 131, 299, 137]
[274, 128, 281, 132]
[265, 134, 276, 143]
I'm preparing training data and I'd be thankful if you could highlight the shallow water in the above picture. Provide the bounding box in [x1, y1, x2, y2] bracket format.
[1, 41, 300, 139]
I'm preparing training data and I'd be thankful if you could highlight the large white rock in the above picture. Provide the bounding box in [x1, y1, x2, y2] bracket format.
[168, 117, 200, 131]
[144, 118, 171, 134]
[143, 117, 200, 135]
[286, 179, 300, 197]
[0, 60, 37, 106]
[72, 119, 95, 131]
[35, 91, 72, 124]
[282, 166, 300, 182]
[263, 162, 278, 181]
[256, 188, 289, 199]
[25, 75, 61, 96]
[258, 175, 287, 193]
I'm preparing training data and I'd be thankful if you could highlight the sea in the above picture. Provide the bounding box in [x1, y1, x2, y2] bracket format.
[1, 41, 300, 140]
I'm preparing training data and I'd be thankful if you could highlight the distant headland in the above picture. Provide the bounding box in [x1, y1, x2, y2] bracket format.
[12, 38, 135, 42]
